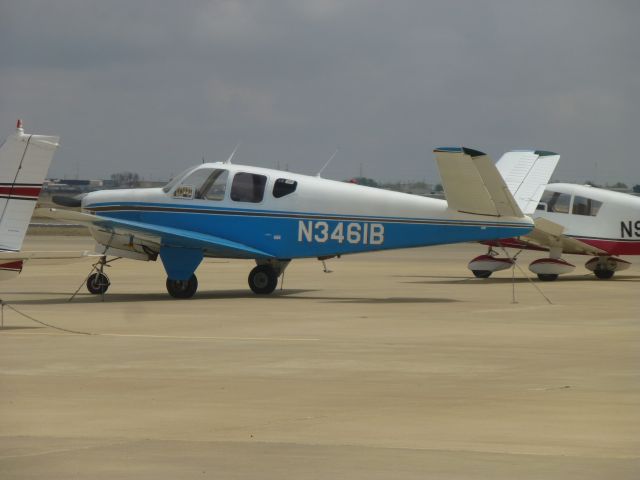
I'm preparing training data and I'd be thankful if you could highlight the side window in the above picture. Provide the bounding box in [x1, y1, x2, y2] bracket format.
[173, 168, 214, 199]
[231, 172, 267, 203]
[540, 190, 571, 214]
[590, 199, 603, 216]
[200, 169, 229, 201]
[572, 196, 589, 215]
[273, 178, 297, 198]
[572, 196, 602, 216]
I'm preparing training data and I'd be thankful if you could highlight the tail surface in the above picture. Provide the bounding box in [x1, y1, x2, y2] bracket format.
[496, 150, 560, 215]
[0, 120, 59, 251]
[433, 147, 523, 218]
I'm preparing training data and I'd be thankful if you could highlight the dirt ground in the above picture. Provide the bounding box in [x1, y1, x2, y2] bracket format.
[0, 236, 638, 479]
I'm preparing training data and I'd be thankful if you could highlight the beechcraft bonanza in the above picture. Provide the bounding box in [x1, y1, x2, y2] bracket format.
[39, 146, 535, 298]
[467, 150, 640, 281]
[0, 120, 65, 280]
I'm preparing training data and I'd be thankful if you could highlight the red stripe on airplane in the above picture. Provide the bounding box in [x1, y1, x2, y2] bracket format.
[0, 260, 24, 271]
[0, 186, 42, 198]
[576, 238, 640, 256]
[484, 237, 640, 256]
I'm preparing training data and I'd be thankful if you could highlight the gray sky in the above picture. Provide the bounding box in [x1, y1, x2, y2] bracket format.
[1, 0, 639, 185]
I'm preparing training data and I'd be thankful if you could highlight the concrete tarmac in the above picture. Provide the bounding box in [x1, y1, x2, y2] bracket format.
[1, 236, 638, 479]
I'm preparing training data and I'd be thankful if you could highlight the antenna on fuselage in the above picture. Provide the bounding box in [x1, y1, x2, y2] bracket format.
[224, 143, 241, 164]
[316, 149, 339, 178]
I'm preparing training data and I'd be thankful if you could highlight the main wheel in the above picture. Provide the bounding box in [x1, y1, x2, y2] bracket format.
[87, 272, 110, 294]
[594, 269, 614, 280]
[472, 270, 492, 278]
[166, 274, 198, 299]
[248, 265, 278, 294]
[537, 273, 558, 281]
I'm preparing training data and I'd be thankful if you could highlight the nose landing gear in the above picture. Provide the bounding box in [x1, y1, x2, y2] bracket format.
[85, 256, 111, 295]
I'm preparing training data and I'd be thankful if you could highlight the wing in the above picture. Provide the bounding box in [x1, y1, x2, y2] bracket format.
[35, 208, 275, 259]
[496, 150, 560, 215]
[433, 147, 522, 217]
[0, 251, 93, 279]
[524, 218, 606, 255]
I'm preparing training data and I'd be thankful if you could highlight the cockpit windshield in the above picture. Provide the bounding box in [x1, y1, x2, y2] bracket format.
[162, 166, 198, 193]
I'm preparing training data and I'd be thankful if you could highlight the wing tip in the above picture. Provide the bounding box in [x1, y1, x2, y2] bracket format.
[534, 150, 558, 157]
[433, 146, 486, 157]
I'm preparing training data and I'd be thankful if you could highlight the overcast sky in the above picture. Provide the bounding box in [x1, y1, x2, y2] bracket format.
[1, 1, 638, 185]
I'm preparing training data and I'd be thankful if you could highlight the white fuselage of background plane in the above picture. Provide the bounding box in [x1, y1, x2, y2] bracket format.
[533, 183, 640, 256]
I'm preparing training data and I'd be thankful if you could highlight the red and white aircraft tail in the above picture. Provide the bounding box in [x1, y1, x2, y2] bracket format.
[0, 120, 59, 278]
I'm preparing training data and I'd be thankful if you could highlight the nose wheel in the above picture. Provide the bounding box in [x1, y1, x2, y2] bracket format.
[86, 272, 110, 294]
[83, 256, 112, 295]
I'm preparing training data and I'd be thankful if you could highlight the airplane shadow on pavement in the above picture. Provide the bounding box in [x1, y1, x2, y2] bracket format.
[3, 289, 459, 305]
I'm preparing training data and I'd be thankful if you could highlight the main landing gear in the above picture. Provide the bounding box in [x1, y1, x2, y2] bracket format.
[166, 274, 198, 299]
[467, 247, 513, 278]
[248, 260, 290, 295]
[79, 255, 291, 299]
[585, 256, 630, 280]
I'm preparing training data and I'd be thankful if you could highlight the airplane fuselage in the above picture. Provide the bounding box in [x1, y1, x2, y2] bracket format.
[82, 162, 532, 260]
[532, 183, 640, 256]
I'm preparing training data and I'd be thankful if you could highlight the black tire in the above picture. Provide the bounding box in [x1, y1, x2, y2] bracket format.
[537, 273, 558, 282]
[86, 272, 110, 294]
[248, 265, 278, 294]
[594, 269, 614, 280]
[472, 270, 492, 279]
[166, 274, 198, 299]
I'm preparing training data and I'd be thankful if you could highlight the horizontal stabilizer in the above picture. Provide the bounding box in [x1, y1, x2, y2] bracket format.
[433, 147, 522, 217]
[525, 218, 605, 255]
[496, 150, 560, 215]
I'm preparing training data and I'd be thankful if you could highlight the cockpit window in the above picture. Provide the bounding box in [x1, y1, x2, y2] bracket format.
[162, 166, 197, 193]
[273, 178, 297, 198]
[231, 172, 267, 203]
[179, 168, 215, 198]
[539, 190, 571, 214]
[572, 196, 602, 216]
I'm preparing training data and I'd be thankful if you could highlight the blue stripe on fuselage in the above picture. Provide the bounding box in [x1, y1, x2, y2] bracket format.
[85, 202, 531, 258]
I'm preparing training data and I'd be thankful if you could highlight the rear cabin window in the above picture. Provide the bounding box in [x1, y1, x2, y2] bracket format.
[273, 178, 297, 198]
[539, 190, 571, 214]
[572, 196, 602, 216]
[231, 172, 267, 203]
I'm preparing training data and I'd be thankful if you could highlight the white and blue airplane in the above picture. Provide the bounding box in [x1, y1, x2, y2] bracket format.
[40, 147, 535, 298]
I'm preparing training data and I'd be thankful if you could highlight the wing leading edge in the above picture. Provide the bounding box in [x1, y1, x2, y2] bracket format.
[35, 208, 275, 259]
